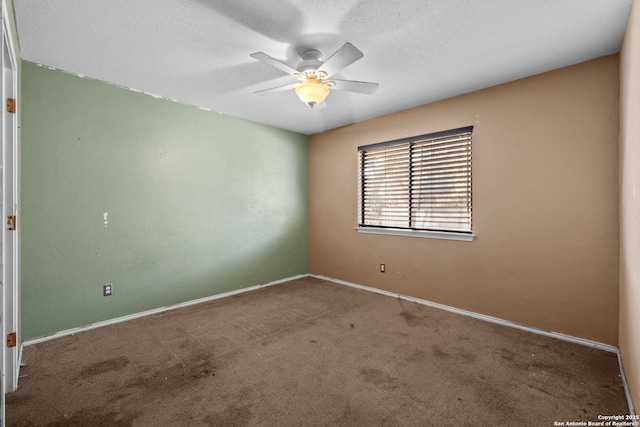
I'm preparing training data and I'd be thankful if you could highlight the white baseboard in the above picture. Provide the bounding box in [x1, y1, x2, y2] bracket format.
[309, 274, 636, 415]
[23, 274, 306, 347]
[617, 349, 637, 416]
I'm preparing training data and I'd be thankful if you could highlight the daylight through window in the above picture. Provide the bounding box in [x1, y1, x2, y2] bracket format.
[358, 126, 473, 234]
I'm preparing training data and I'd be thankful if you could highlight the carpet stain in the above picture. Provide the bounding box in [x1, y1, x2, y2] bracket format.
[500, 348, 516, 361]
[79, 356, 129, 377]
[128, 363, 213, 394]
[359, 367, 396, 389]
[203, 403, 253, 427]
[203, 387, 254, 426]
[527, 382, 554, 397]
[461, 352, 478, 364]
[46, 408, 138, 427]
[108, 392, 132, 403]
[5, 393, 33, 405]
[399, 310, 422, 327]
[125, 351, 217, 399]
[433, 345, 477, 364]
[407, 349, 427, 362]
[432, 344, 450, 359]
[398, 299, 424, 328]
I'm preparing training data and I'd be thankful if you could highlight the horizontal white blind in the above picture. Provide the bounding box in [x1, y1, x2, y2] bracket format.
[359, 127, 472, 233]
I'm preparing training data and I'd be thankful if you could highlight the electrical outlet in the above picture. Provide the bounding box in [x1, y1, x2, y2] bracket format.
[103, 283, 113, 296]
[380, 264, 385, 273]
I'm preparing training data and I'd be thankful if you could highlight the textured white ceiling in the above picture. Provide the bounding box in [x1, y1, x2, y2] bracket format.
[13, 0, 634, 135]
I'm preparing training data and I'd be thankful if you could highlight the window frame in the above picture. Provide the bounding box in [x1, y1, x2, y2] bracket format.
[356, 126, 475, 242]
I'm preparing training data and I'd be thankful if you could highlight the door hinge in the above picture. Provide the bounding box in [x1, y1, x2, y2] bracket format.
[7, 215, 15, 231]
[6, 98, 15, 114]
[7, 332, 16, 348]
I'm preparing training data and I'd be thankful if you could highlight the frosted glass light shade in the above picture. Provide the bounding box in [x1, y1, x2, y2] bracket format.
[295, 78, 330, 107]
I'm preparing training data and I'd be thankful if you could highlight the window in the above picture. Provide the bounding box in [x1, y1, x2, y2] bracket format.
[357, 126, 473, 240]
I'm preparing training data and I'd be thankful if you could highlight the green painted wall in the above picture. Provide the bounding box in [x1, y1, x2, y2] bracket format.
[20, 61, 308, 340]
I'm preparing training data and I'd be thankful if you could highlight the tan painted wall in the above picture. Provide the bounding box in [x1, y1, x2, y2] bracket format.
[309, 55, 620, 345]
[620, 0, 640, 412]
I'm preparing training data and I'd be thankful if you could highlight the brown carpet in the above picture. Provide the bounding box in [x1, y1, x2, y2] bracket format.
[7, 276, 629, 426]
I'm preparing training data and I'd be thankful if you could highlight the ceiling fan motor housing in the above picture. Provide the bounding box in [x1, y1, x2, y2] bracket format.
[297, 49, 324, 72]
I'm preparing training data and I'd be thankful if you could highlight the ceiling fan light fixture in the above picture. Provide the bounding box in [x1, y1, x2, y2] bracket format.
[252, 43, 377, 109]
[295, 78, 330, 108]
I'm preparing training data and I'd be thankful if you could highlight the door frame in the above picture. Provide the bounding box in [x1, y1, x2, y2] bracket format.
[1, 1, 19, 425]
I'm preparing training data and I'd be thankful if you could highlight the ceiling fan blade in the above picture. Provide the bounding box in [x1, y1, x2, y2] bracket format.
[250, 52, 299, 76]
[318, 42, 364, 78]
[253, 83, 298, 95]
[331, 79, 379, 95]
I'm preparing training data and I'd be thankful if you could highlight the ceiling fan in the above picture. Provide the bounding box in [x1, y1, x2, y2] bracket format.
[250, 42, 379, 109]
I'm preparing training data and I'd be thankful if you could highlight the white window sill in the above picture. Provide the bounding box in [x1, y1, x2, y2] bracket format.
[356, 227, 475, 242]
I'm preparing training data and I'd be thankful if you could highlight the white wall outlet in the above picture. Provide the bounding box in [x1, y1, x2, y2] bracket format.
[380, 264, 385, 273]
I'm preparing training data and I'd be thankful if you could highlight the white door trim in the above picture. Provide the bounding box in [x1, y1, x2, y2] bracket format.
[1, 5, 18, 427]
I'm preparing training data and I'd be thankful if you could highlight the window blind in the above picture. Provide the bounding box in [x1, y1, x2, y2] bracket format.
[358, 126, 472, 234]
